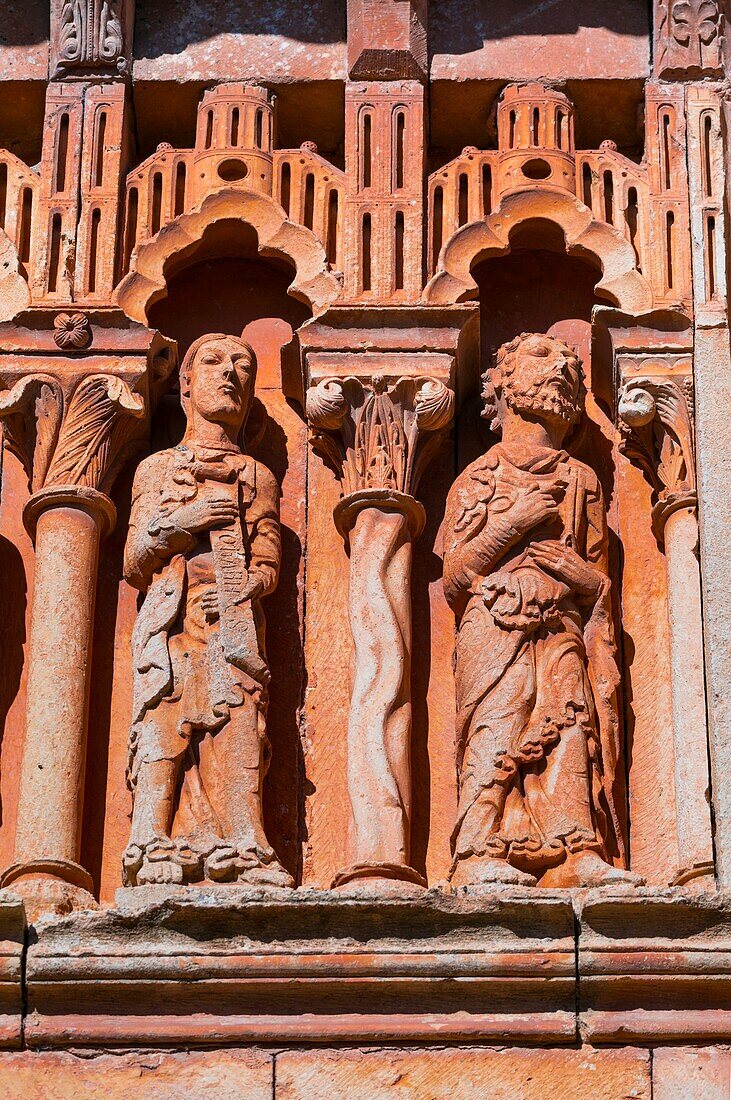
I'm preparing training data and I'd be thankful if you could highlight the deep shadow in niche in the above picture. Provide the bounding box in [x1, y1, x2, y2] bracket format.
[430, 0, 648, 57]
[453, 240, 632, 854]
[0, 533, 26, 826]
[134, 0, 346, 59]
[107, 248, 311, 883]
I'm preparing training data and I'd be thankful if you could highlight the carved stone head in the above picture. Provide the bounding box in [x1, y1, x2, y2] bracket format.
[482, 332, 585, 436]
[179, 333, 257, 435]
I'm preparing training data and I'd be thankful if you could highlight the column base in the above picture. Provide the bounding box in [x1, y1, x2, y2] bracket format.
[0, 860, 98, 922]
[670, 861, 716, 888]
[332, 861, 427, 896]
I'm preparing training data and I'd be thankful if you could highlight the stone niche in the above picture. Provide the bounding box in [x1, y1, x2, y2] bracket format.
[0, 1, 729, 1094]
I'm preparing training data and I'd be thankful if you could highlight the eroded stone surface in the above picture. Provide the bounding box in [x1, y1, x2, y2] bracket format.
[0, 1050, 273, 1099]
[275, 1047, 651, 1100]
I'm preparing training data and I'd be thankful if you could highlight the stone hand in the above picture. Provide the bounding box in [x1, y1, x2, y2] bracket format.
[510, 480, 565, 533]
[529, 539, 602, 596]
[171, 494, 239, 534]
[239, 571, 265, 603]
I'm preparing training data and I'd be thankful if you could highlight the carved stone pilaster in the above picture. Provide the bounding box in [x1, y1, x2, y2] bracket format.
[51, 0, 134, 79]
[618, 372, 714, 887]
[307, 373, 453, 891]
[0, 308, 174, 918]
[655, 0, 724, 78]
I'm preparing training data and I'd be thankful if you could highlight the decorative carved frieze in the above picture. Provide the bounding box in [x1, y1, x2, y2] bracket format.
[426, 81, 692, 309]
[52, 0, 133, 78]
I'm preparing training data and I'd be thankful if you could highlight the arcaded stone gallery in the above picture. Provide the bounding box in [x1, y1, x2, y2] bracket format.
[0, 0, 730, 1095]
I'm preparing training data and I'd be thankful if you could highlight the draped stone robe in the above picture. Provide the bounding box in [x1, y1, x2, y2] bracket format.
[124, 442, 280, 857]
[443, 441, 624, 877]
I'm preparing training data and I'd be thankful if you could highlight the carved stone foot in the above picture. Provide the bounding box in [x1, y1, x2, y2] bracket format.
[123, 839, 201, 887]
[204, 845, 294, 889]
[238, 862, 295, 889]
[540, 851, 645, 889]
[204, 845, 242, 882]
[137, 855, 185, 886]
[451, 856, 537, 889]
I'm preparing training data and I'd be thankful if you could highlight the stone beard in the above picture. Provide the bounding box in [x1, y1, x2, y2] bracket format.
[443, 333, 641, 889]
[122, 333, 292, 889]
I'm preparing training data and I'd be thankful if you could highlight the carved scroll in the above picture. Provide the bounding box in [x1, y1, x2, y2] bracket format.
[53, 0, 132, 77]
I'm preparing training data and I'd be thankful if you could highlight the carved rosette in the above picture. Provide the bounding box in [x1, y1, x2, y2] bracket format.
[307, 372, 454, 889]
[656, 0, 723, 76]
[306, 373, 454, 539]
[618, 376, 696, 542]
[0, 370, 145, 537]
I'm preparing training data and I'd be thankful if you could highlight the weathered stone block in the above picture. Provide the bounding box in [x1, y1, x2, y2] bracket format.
[25, 886, 576, 1046]
[275, 1046, 651, 1099]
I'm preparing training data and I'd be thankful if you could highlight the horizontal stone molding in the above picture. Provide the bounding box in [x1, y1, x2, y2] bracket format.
[0, 886, 726, 1047]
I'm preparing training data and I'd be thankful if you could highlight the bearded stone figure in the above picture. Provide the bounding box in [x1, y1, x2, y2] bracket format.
[444, 333, 642, 889]
[122, 333, 293, 889]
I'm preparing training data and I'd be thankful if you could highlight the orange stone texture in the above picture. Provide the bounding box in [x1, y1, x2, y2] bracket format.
[0, 1, 731, 1096]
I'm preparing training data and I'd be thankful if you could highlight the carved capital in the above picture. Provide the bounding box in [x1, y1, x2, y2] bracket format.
[0, 371, 144, 534]
[52, 0, 134, 78]
[306, 374, 454, 532]
[655, 0, 724, 77]
[618, 376, 696, 540]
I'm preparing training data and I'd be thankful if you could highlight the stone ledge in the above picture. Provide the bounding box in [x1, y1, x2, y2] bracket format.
[16, 885, 731, 1047]
[579, 888, 731, 1041]
[25, 886, 576, 1046]
[0, 892, 25, 1048]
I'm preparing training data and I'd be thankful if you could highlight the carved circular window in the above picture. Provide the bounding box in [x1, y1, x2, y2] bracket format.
[521, 158, 552, 181]
[217, 158, 249, 182]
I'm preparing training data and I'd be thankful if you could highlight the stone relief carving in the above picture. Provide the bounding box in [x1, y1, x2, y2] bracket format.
[0, 370, 144, 500]
[618, 376, 696, 540]
[54, 0, 128, 75]
[122, 334, 293, 889]
[443, 333, 642, 889]
[656, 0, 723, 75]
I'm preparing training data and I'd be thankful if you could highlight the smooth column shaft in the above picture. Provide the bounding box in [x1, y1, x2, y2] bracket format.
[13, 504, 101, 872]
[664, 505, 714, 880]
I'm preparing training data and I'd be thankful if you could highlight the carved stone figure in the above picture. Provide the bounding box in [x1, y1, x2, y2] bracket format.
[122, 334, 293, 888]
[444, 333, 642, 889]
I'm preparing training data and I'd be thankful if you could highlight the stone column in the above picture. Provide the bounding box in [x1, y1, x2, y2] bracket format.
[0, 309, 174, 916]
[619, 376, 714, 886]
[6, 486, 115, 908]
[307, 374, 453, 890]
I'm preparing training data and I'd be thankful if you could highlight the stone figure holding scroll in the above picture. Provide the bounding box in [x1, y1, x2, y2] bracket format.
[122, 333, 292, 888]
[444, 333, 641, 889]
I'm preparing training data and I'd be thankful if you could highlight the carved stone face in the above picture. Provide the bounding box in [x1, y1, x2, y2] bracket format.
[501, 334, 583, 427]
[185, 336, 254, 430]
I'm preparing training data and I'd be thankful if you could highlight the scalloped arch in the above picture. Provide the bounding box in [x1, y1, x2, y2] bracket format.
[423, 188, 654, 313]
[0, 228, 31, 322]
[114, 187, 343, 323]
